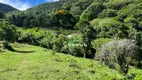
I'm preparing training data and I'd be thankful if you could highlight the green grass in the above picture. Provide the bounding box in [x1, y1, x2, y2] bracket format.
[0, 43, 141, 80]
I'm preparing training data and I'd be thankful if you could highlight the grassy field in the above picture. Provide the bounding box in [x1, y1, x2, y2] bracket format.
[0, 43, 142, 80]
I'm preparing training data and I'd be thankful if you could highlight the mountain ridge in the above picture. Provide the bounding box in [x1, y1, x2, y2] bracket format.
[0, 3, 18, 13]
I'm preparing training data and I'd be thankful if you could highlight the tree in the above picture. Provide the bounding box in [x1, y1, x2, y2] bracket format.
[52, 10, 76, 29]
[0, 22, 18, 42]
[79, 20, 96, 58]
[80, 2, 104, 21]
[97, 39, 141, 74]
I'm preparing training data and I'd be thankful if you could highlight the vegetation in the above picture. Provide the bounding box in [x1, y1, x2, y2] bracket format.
[0, 22, 18, 42]
[52, 10, 76, 29]
[0, 11, 5, 18]
[97, 39, 141, 74]
[0, 0, 142, 79]
[0, 3, 18, 13]
[0, 43, 142, 80]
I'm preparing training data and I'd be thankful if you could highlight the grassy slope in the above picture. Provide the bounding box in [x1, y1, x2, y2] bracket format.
[0, 43, 141, 80]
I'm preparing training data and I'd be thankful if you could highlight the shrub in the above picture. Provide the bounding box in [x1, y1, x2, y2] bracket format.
[92, 38, 112, 53]
[53, 34, 68, 52]
[62, 43, 84, 57]
[17, 28, 54, 46]
[97, 39, 141, 74]
[0, 22, 18, 42]
[40, 32, 54, 49]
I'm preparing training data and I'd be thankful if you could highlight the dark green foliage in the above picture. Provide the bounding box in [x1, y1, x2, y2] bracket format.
[91, 18, 131, 38]
[53, 34, 68, 52]
[0, 3, 18, 13]
[0, 11, 5, 18]
[104, 0, 134, 10]
[70, 0, 94, 15]
[79, 20, 96, 58]
[52, 10, 76, 29]
[98, 9, 117, 18]
[117, 2, 142, 31]
[80, 2, 104, 21]
[8, 0, 79, 28]
[0, 22, 18, 42]
[135, 32, 142, 47]
[61, 0, 78, 10]
[9, 14, 26, 27]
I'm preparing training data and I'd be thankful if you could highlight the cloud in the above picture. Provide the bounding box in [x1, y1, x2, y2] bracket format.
[0, 0, 31, 11]
[46, 0, 59, 2]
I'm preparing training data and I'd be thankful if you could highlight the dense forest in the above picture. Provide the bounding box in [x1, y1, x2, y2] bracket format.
[0, 0, 142, 79]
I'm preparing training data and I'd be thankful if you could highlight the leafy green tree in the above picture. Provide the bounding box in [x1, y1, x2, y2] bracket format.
[80, 2, 104, 21]
[52, 10, 76, 29]
[79, 20, 96, 58]
[9, 14, 26, 27]
[0, 22, 18, 42]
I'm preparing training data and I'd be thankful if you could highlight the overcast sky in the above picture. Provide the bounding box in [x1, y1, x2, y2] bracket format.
[0, 0, 59, 10]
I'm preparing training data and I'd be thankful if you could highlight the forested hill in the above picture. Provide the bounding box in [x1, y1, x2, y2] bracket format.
[0, 3, 18, 13]
[8, 0, 142, 31]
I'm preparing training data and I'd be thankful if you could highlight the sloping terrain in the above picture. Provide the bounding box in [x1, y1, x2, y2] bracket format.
[0, 43, 142, 80]
[0, 3, 18, 13]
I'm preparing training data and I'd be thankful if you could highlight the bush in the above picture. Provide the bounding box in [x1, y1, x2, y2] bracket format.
[0, 22, 18, 42]
[17, 28, 54, 46]
[61, 33, 86, 57]
[92, 38, 112, 53]
[40, 32, 54, 49]
[53, 34, 68, 52]
[97, 39, 141, 74]
[62, 43, 85, 57]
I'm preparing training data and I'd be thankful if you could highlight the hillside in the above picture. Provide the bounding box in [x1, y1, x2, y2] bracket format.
[0, 0, 142, 79]
[0, 3, 18, 13]
[7, 0, 142, 30]
[0, 43, 142, 80]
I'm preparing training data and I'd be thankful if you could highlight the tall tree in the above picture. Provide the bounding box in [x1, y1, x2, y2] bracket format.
[79, 20, 96, 58]
[52, 10, 76, 29]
